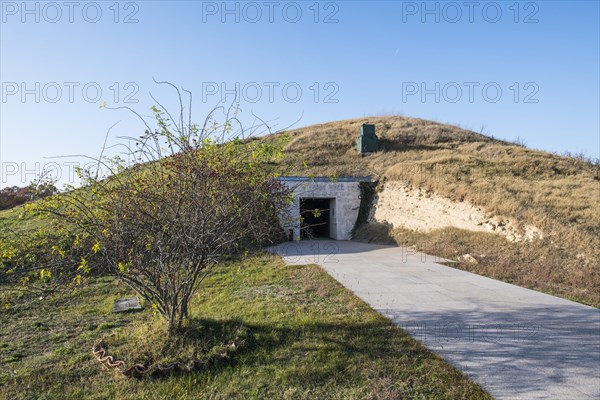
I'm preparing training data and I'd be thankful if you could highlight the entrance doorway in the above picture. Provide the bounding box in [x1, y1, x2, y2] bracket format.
[300, 198, 332, 239]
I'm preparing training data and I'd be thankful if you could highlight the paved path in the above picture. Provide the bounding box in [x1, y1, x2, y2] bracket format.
[269, 240, 600, 400]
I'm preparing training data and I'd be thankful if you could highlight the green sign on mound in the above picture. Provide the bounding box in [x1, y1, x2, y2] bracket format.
[356, 124, 378, 154]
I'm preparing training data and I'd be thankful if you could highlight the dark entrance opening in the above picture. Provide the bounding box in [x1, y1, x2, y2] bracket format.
[300, 198, 331, 239]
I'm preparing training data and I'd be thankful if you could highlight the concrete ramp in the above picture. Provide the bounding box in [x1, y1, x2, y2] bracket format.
[268, 240, 600, 400]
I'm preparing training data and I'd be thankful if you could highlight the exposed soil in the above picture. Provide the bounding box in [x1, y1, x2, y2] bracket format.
[371, 181, 543, 243]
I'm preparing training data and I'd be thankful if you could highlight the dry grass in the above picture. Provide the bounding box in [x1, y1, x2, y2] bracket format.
[264, 116, 600, 306]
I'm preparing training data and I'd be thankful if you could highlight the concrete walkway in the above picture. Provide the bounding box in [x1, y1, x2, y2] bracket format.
[269, 240, 600, 400]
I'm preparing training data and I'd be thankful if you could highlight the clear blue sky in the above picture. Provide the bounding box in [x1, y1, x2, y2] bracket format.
[1, 0, 599, 187]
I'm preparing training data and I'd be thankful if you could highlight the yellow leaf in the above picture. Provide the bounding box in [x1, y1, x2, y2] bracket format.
[39, 269, 52, 280]
[77, 258, 90, 274]
[117, 262, 129, 273]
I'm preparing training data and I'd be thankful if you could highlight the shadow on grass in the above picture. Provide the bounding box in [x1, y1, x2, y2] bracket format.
[142, 316, 438, 386]
[378, 137, 440, 152]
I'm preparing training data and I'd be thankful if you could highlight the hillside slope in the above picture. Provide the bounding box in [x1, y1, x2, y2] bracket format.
[1, 116, 598, 306]
[265, 116, 600, 306]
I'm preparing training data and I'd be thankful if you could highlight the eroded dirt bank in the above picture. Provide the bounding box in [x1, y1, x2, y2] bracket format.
[370, 181, 543, 243]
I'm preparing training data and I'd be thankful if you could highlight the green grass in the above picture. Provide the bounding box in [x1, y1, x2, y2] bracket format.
[0, 255, 490, 399]
[0, 205, 44, 235]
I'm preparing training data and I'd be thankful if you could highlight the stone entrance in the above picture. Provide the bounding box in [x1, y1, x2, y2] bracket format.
[278, 176, 370, 240]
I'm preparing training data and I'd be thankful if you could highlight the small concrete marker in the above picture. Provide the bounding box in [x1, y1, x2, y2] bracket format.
[113, 296, 143, 313]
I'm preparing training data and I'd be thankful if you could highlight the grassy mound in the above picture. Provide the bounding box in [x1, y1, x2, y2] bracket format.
[264, 116, 599, 306]
[3, 115, 598, 305]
